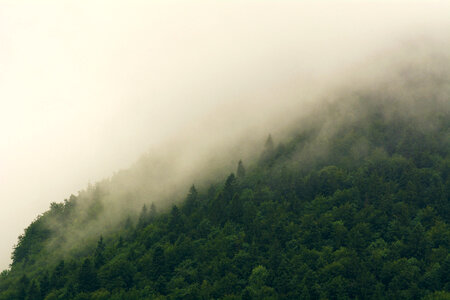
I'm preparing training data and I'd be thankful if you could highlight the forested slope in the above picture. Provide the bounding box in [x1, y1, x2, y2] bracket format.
[0, 90, 449, 299]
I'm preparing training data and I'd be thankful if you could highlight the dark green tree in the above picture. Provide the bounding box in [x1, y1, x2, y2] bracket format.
[39, 271, 50, 298]
[299, 285, 310, 300]
[94, 235, 105, 268]
[229, 194, 243, 223]
[244, 265, 276, 299]
[138, 204, 149, 228]
[78, 258, 98, 293]
[169, 205, 183, 234]
[223, 173, 236, 202]
[237, 160, 246, 178]
[151, 245, 165, 280]
[17, 274, 29, 300]
[51, 260, 66, 289]
[149, 202, 157, 220]
[259, 134, 275, 164]
[26, 279, 40, 300]
[182, 185, 198, 216]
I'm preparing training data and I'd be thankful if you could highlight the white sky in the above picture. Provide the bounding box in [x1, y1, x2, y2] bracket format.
[1, 1, 449, 270]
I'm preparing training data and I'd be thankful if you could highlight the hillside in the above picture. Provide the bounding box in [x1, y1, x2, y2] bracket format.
[0, 86, 449, 299]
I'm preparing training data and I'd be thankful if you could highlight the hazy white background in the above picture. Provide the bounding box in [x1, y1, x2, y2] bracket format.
[1, 1, 449, 270]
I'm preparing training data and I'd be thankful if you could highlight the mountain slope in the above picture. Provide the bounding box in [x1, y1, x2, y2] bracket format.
[1, 77, 449, 299]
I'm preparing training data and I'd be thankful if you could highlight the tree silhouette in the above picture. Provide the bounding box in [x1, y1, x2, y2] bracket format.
[237, 160, 246, 178]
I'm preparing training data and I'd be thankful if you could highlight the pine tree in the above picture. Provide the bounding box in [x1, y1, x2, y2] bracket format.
[124, 216, 133, 231]
[168, 205, 183, 233]
[265, 134, 274, 152]
[229, 194, 243, 223]
[39, 271, 50, 298]
[51, 260, 66, 289]
[210, 190, 226, 225]
[18, 274, 29, 300]
[78, 258, 98, 292]
[26, 279, 40, 300]
[149, 202, 157, 220]
[182, 185, 198, 215]
[237, 160, 246, 178]
[94, 235, 105, 268]
[138, 204, 148, 228]
[117, 236, 124, 248]
[300, 285, 311, 300]
[223, 173, 236, 202]
[260, 134, 275, 163]
[151, 246, 165, 280]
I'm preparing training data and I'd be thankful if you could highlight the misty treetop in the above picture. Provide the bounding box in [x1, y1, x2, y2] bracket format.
[0, 91, 449, 300]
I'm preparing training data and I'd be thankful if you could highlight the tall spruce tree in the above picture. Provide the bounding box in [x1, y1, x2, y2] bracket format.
[237, 160, 246, 178]
[94, 236, 105, 268]
[182, 185, 198, 215]
[78, 258, 98, 293]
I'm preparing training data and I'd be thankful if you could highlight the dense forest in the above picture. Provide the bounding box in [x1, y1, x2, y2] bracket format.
[0, 86, 449, 299]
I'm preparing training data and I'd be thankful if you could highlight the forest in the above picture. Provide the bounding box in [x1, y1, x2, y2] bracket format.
[0, 90, 449, 300]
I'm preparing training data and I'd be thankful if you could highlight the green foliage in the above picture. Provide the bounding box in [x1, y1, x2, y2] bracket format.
[182, 185, 198, 216]
[1, 96, 449, 299]
[237, 160, 246, 179]
[78, 258, 98, 293]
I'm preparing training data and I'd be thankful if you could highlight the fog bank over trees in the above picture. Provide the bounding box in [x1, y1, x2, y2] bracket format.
[1, 0, 449, 270]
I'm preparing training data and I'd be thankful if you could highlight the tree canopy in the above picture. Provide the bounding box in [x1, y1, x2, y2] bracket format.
[0, 95, 449, 299]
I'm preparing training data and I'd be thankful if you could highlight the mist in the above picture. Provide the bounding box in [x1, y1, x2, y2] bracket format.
[1, 1, 450, 270]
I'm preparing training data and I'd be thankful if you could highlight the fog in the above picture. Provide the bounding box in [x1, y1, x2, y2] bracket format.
[1, 1, 449, 270]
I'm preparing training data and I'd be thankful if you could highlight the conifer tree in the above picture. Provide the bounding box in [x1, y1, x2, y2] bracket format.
[124, 216, 133, 231]
[300, 285, 311, 300]
[210, 191, 226, 225]
[39, 271, 50, 298]
[78, 258, 98, 293]
[229, 194, 243, 223]
[149, 202, 157, 220]
[260, 134, 275, 163]
[168, 205, 183, 233]
[138, 204, 148, 228]
[51, 260, 66, 289]
[94, 235, 105, 268]
[237, 160, 246, 178]
[151, 246, 165, 280]
[265, 134, 274, 152]
[18, 274, 29, 300]
[26, 279, 40, 300]
[223, 173, 236, 202]
[117, 236, 124, 248]
[182, 185, 198, 215]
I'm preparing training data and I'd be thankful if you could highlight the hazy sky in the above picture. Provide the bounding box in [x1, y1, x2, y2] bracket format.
[1, 1, 449, 270]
